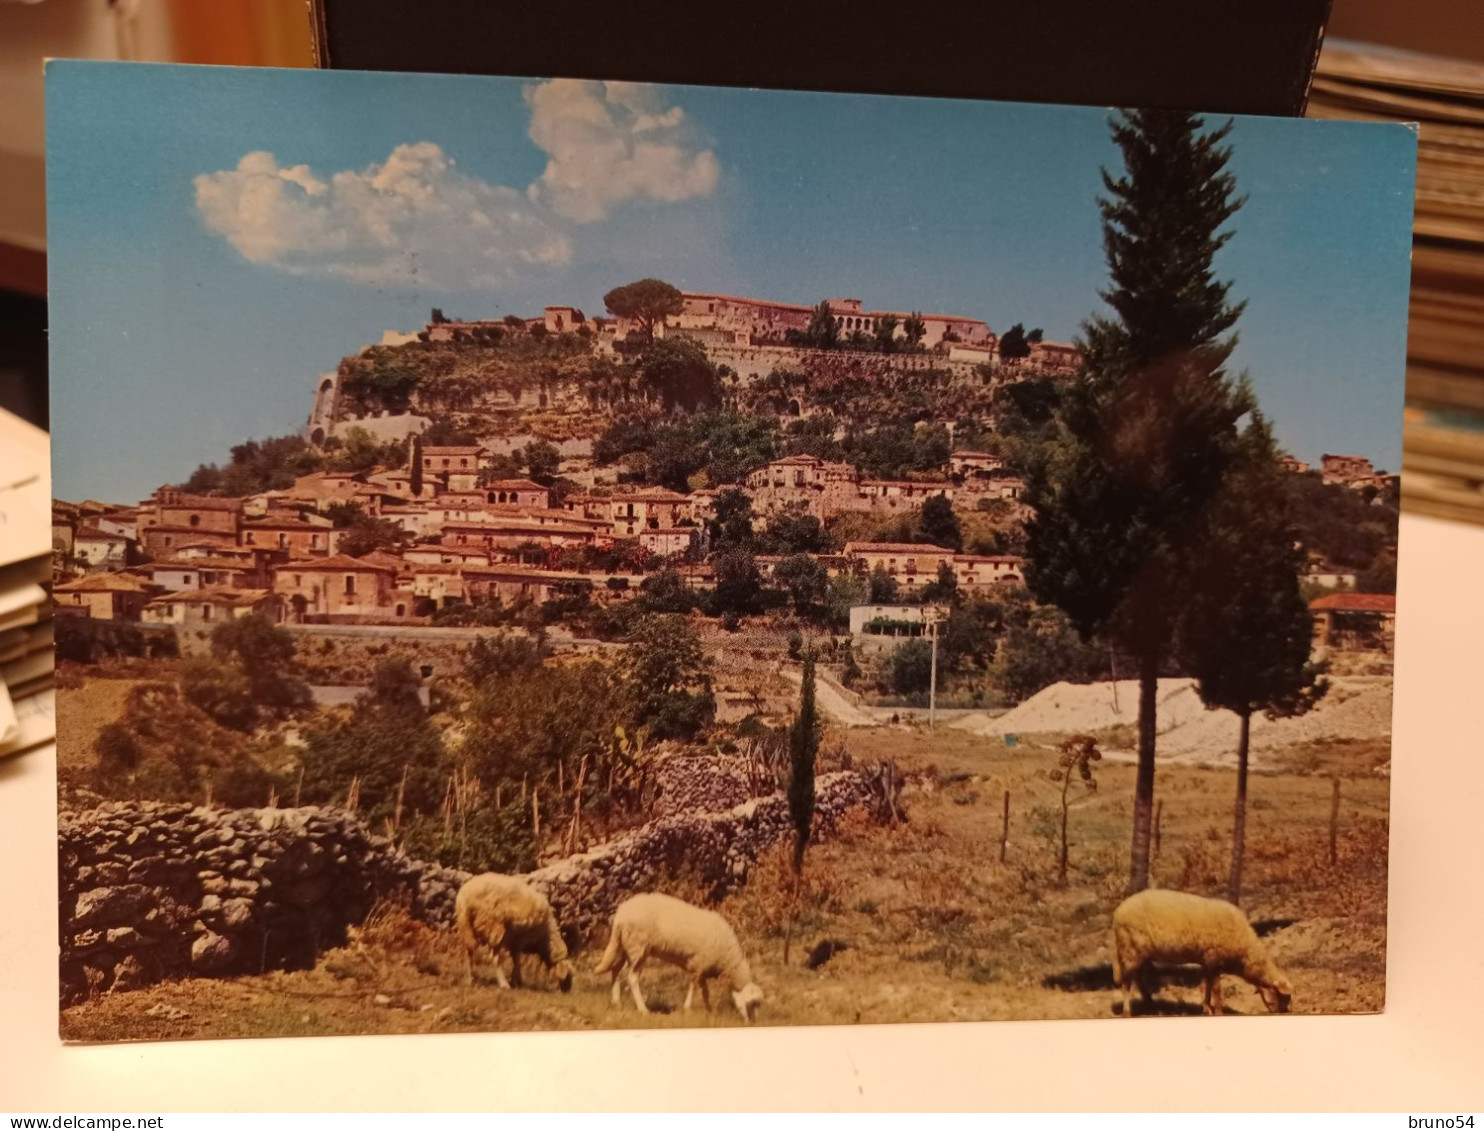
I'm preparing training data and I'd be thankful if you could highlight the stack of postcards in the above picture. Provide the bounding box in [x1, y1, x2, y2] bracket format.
[0, 406, 54, 758]
[1309, 40, 1484, 525]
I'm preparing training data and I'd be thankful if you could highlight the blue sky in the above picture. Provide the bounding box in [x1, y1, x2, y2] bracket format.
[45, 61, 1417, 503]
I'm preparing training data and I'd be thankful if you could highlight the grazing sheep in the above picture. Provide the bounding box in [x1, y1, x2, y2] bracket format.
[455, 873, 574, 993]
[1111, 888, 1293, 1017]
[594, 893, 764, 1023]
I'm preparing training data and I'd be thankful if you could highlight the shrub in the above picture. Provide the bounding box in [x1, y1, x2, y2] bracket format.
[180, 656, 258, 732]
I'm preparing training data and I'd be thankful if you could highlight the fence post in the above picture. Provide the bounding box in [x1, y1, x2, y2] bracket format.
[1154, 800, 1163, 859]
[999, 789, 1011, 863]
[1329, 779, 1341, 866]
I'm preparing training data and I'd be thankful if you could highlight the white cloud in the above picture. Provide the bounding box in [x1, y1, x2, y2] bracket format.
[194, 142, 572, 288]
[194, 79, 719, 286]
[525, 79, 719, 223]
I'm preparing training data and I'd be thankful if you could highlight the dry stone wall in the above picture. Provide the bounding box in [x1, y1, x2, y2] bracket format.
[58, 770, 880, 1004]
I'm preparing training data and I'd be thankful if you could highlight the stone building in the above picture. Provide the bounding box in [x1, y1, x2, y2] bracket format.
[272, 554, 407, 622]
[54, 573, 157, 621]
[842, 541, 957, 592]
[1309, 592, 1396, 653]
[1321, 453, 1377, 486]
[141, 587, 276, 627]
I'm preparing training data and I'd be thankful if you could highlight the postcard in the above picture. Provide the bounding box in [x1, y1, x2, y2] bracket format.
[46, 60, 1413, 1041]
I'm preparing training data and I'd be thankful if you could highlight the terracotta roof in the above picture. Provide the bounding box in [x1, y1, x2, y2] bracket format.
[357, 551, 408, 572]
[957, 555, 1024, 565]
[147, 587, 269, 607]
[950, 450, 998, 460]
[463, 566, 594, 583]
[843, 542, 956, 555]
[148, 557, 253, 571]
[1310, 593, 1396, 613]
[768, 455, 824, 466]
[74, 526, 129, 542]
[56, 573, 155, 593]
[243, 517, 326, 531]
[481, 478, 546, 491]
[441, 520, 594, 536]
[272, 554, 398, 573]
[611, 488, 687, 502]
[424, 446, 483, 455]
[155, 493, 242, 511]
[145, 524, 238, 536]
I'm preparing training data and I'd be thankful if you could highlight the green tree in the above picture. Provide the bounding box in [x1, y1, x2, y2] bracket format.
[637, 567, 698, 615]
[868, 563, 899, 604]
[709, 548, 765, 619]
[338, 514, 409, 557]
[638, 339, 722, 414]
[774, 553, 830, 616]
[917, 494, 963, 551]
[920, 560, 959, 604]
[1000, 323, 1044, 363]
[1176, 417, 1328, 905]
[464, 633, 546, 686]
[903, 312, 927, 347]
[999, 322, 1031, 361]
[522, 440, 562, 482]
[759, 513, 827, 555]
[827, 572, 869, 628]
[604, 278, 685, 340]
[1357, 551, 1397, 595]
[1024, 109, 1253, 894]
[626, 614, 715, 740]
[990, 605, 1104, 704]
[180, 656, 257, 732]
[788, 654, 820, 873]
[890, 638, 934, 698]
[709, 488, 756, 550]
[873, 314, 900, 353]
[300, 658, 444, 819]
[805, 300, 840, 350]
[209, 614, 311, 717]
[181, 435, 324, 496]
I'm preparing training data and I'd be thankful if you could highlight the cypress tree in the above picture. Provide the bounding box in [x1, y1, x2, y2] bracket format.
[409, 433, 424, 498]
[1025, 109, 1254, 893]
[1176, 415, 1328, 905]
[788, 654, 819, 874]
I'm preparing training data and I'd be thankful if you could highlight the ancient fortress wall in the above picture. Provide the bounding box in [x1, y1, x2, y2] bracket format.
[58, 770, 881, 1004]
[307, 337, 1001, 444]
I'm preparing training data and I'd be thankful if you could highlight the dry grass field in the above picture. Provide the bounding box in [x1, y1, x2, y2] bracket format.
[60, 723, 1389, 1043]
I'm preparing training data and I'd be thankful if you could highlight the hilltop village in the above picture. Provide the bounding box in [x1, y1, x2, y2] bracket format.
[53, 281, 1401, 1036]
[52, 286, 1399, 676]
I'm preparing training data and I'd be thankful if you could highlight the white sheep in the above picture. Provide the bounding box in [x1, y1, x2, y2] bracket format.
[1111, 888, 1293, 1017]
[455, 872, 574, 993]
[594, 892, 764, 1023]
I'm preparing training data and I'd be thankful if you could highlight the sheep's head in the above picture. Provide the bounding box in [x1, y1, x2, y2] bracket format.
[1260, 976, 1293, 1014]
[552, 959, 575, 994]
[733, 982, 764, 1023]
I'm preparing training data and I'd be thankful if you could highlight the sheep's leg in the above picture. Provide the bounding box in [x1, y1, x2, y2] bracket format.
[683, 979, 696, 1012]
[625, 952, 650, 1014]
[626, 969, 649, 1014]
[462, 939, 477, 988]
[508, 948, 524, 989]
[1206, 973, 1224, 1016]
[488, 942, 512, 991]
[700, 979, 713, 1013]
